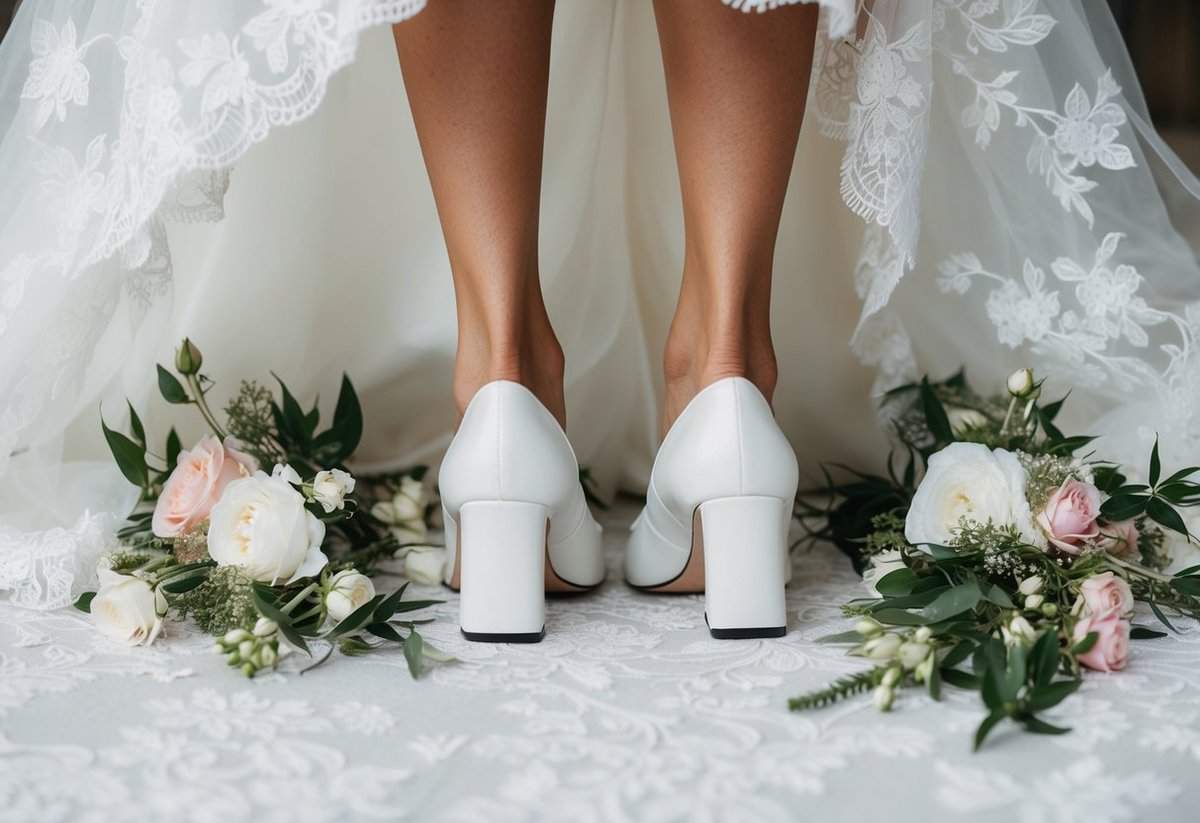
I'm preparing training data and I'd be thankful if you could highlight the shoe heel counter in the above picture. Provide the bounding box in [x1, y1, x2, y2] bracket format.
[731, 378, 799, 501]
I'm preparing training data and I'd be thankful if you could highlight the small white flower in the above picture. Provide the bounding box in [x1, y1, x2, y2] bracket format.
[864, 633, 902, 661]
[947, 407, 989, 435]
[873, 685, 895, 711]
[1002, 615, 1038, 647]
[898, 641, 931, 670]
[914, 626, 932, 643]
[324, 569, 375, 623]
[404, 547, 447, 586]
[1025, 594, 1045, 610]
[208, 470, 328, 584]
[1018, 575, 1044, 595]
[1007, 368, 1035, 398]
[272, 463, 303, 485]
[311, 468, 355, 513]
[90, 570, 163, 646]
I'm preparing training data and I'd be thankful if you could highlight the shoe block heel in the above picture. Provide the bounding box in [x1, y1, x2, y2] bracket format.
[699, 495, 788, 639]
[458, 500, 548, 643]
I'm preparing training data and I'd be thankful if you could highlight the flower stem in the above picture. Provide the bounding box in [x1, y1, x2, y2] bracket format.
[187, 375, 227, 439]
[282, 582, 318, 615]
[1105, 554, 1173, 583]
[999, 396, 1018, 437]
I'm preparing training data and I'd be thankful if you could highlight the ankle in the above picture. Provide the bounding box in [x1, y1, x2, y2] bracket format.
[453, 330, 566, 425]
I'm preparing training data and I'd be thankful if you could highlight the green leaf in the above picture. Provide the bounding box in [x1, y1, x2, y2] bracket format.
[1031, 629, 1061, 687]
[1172, 564, 1200, 578]
[816, 630, 866, 644]
[1071, 631, 1098, 655]
[156, 364, 189, 404]
[1149, 436, 1161, 486]
[1171, 577, 1200, 597]
[942, 639, 976, 669]
[927, 661, 942, 701]
[101, 415, 148, 488]
[404, 630, 424, 678]
[920, 378, 953, 444]
[365, 622, 405, 643]
[1147, 497, 1190, 538]
[940, 668, 980, 690]
[252, 590, 311, 655]
[875, 567, 918, 596]
[273, 373, 312, 446]
[1021, 716, 1071, 736]
[973, 711, 1005, 751]
[325, 595, 386, 639]
[126, 401, 146, 447]
[1149, 600, 1178, 633]
[1129, 625, 1168, 640]
[920, 582, 981, 622]
[165, 427, 182, 469]
[1003, 644, 1027, 701]
[870, 608, 932, 626]
[372, 583, 410, 623]
[1100, 494, 1148, 522]
[1162, 466, 1200, 485]
[73, 591, 96, 613]
[1025, 679, 1080, 712]
[981, 583, 1015, 609]
[160, 572, 209, 594]
[1040, 393, 1069, 422]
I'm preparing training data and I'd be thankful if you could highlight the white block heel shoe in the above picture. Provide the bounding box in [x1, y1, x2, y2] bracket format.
[625, 377, 798, 639]
[439, 380, 605, 643]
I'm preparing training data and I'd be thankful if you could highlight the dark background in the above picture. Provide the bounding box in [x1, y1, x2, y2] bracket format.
[0, 0, 1196, 167]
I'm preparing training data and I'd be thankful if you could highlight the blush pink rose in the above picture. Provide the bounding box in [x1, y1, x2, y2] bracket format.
[1079, 571, 1134, 617]
[152, 436, 258, 538]
[1072, 609, 1130, 672]
[1096, 519, 1139, 559]
[1036, 479, 1101, 554]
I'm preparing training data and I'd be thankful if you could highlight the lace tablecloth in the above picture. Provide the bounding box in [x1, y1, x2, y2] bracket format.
[3, 500, 1198, 823]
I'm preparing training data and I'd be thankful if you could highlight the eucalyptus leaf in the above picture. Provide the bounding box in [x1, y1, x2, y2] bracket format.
[875, 567, 918, 596]
[920, 582, 980, 622]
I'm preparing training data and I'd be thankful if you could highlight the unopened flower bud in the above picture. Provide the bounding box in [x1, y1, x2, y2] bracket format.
[873, 685, 895, 712]
[226, 651, 240, 666]
[915, 655, 935, 684]
[1041, 603, 1058, 618]
[259, 645, 277, 667]
[914, 627, 932, 643]
[238, 640, 254, 658]
[241, 662, 256, 678]
[881, 667, 901, 688]
[223, 628, 250, 645]
[1007, 368, 1034, 398]
[175, 338, 203, 376]
[855, 617, 883, 638]
[1025, 594, 1044, 610]
[898, 641, 931, 670]
[864, 633, 902, 660]
[1018, 576, 1044, 596]
[253, 617, 278, 637]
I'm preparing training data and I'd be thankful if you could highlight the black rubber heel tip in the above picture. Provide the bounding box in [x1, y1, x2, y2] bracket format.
[461, 627, 546, 644]
[705, 614, 786, 639]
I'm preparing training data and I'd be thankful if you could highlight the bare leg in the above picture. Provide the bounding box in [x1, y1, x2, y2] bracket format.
[393, 2, 565, 424]
[653, 0, 820, 436]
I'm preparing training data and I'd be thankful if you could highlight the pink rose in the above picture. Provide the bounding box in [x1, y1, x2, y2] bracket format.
[152, 436, 258, 538]
[1079, 571, 1134, 618]
[1036, 479, 1101, 554]
[1096, 519, 1139, 559]
[1072, 609, 1130, 672]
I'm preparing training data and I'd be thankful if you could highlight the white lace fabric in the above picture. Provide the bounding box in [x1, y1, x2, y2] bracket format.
[2, 503, 1198, 821]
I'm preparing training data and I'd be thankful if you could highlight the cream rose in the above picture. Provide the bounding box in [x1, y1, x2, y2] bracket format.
[904, 443, 1042, 549]
[324, 569, 375, 622]
[91, 570, 164, 646]
[312, 468, 355, 513]
[152, 436, 258, 538]
[207, 471, 328, 584]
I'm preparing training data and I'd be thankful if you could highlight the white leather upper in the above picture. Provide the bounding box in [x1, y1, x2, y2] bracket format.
[439, 380, 604, 587]
[625, 377, 799, 587]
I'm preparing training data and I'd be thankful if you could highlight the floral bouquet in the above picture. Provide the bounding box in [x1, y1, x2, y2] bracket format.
[75, 339, 448, 678]
[790, 368, 1200, 749]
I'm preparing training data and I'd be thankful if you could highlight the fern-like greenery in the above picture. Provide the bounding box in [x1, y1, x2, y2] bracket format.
[788, 669, 880, 711]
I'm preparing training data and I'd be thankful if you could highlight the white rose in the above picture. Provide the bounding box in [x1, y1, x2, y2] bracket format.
[862, 550, 906, 597]
[272, 463, 303, 485]
[91, 570, 163, 646]
[324, 569, 376, 622]
[312, 468, 355, 513]
[208, 471, 329, 584]
[404, 547, 447, 586]
[904, 443, 1043, 550]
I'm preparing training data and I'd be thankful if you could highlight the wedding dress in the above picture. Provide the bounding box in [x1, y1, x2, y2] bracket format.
[1, 0, 1197, 610]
